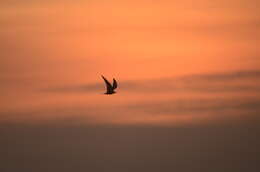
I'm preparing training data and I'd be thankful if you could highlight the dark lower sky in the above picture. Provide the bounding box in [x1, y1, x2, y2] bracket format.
[1, 119, 260, 172]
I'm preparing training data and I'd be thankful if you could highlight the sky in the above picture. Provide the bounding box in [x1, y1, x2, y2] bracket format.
[0, 0, 260, 171]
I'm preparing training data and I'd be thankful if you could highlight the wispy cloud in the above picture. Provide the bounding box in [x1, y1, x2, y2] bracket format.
[44, 70, 260, 93]
[2, 94, 259, 126]
[180, 70, 260, 82]
[128, 97, 260, 116]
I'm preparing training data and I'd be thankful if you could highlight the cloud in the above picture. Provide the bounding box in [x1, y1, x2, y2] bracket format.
[44, 70, 260, 93]
[44, 83, 102, 93]
[128, 97, 260, 116]
[180, 70, 260, 82]
[2, 94, 259, 127]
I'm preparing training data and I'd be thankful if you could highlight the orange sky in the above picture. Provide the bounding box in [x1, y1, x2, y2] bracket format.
[1, 0, 259, 80]
[0, 0, 259, 125]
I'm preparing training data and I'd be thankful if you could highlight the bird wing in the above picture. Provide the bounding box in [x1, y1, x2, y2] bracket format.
[112, 78, 117, 90]
[101, 75, 113, 93]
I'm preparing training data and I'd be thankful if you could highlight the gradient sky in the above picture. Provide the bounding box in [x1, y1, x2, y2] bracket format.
[1, 0, 259, 80]
[1, 1, 260, 171]
[1, 0, 259, 124]
[1, 0, 260, 125]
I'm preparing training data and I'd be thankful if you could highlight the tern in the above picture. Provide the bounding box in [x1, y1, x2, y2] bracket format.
[101, 75, 118, 94]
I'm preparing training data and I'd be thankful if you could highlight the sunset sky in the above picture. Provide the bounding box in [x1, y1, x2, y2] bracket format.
[1, 1, 260, 171]
[1, 0, 259, 123]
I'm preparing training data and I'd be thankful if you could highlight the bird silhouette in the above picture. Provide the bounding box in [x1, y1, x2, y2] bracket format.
[101, 75, 118, 94]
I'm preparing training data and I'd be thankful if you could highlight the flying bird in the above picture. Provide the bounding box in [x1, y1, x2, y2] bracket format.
[101, 75, 118, 94]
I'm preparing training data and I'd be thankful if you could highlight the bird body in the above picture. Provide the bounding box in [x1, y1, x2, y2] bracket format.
[101, 75, 118, 94]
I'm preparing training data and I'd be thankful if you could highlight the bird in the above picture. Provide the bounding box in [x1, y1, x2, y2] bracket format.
[101, 75, 118, 94]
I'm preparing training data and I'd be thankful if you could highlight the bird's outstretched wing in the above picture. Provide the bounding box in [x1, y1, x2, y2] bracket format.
[112, 78, 117, 90]
[101, 75, 113, 93]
